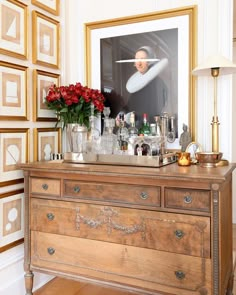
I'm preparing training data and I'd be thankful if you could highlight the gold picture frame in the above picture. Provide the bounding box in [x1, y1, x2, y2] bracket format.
[85, 6, 197, 149]
[0, 128, 29, 186]
[33, 127, 61, 161]
[32, 11, 60, 68]
[31, 0, 60, 16]
[0, 189, 24, 253]
[0, 61, 28, 120]
[0, 0, 28, 59]
[33, 69, 60, 121]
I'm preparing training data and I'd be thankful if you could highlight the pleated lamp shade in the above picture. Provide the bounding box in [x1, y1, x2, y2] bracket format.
[192, 55, 236, 76]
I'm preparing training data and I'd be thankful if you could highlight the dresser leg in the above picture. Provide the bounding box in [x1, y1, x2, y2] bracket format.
[25, 271, 34, 295]
[226, 272, 234, 295]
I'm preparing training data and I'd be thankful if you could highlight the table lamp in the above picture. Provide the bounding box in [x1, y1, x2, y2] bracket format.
[192, 55, 236, 166]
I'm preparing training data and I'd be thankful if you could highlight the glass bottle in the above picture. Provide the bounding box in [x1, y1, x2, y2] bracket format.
[139, 113, 151, 136]
[116, 113, 129, 152]
[87, 115, 101, 153]
[100, 118, 117, 154]
[136, 113, 151, 156]
[154, 116, 162, 137]
[128, 112, 138, 137]
[160, 113, 169, 154]
[150, 123, 157, 136]
[128, 112, 138, 155]
[167, 115, 176, 143]
[102, 107, 111, 134]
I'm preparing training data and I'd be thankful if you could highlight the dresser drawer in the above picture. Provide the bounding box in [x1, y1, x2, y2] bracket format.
[31, 198, 210, 258]
[31, 177, 61, 197]
[164, 188, 210, 212]
[64, 180, 160, 207]
[31, 231, 211, 294]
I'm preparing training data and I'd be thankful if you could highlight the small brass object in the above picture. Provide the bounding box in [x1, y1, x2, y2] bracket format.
[195, 152, 223, 168]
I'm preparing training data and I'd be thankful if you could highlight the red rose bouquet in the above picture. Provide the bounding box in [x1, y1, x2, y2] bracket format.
[45, 82, 105, 129]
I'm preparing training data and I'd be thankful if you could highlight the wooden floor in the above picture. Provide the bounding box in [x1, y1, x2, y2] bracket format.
[34, 279, 144, 295]
[34, 224, 236, 295]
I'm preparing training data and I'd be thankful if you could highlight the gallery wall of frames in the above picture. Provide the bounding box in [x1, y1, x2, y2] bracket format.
[0, 0, 62, 252]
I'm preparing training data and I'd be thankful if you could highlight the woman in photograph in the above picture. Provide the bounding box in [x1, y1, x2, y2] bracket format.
[124, 46, 169, 128]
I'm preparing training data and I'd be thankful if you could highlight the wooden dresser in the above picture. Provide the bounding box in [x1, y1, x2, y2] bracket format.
[20, 161, 235, 295]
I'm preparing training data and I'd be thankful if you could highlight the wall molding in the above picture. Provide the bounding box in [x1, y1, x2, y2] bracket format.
[0, 244, 53, 295]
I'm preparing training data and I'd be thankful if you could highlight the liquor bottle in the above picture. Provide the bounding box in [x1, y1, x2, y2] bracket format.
[102, 107, 111, 134]
[137, 113, 151, 156]
[139, 113, 151, 136]
[128, 112, 138, 137]
[116, 113, 129, 152]
[128, 112, 138, 155]
[154, 116, 162, 137]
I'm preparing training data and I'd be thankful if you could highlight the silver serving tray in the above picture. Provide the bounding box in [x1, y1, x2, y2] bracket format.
[63, 152, 176, 167]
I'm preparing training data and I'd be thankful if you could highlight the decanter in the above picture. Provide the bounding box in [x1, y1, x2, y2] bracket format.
[100, 117, 117, 154]
[87, 105, 101, 153]
[116, 113, 129, 152]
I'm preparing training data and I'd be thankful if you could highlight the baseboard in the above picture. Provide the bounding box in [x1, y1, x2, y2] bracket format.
[0, 244, 53, 295]
[33, 273, 54, 293]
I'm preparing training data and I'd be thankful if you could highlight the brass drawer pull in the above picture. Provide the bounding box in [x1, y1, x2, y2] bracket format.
[183, 195, 192, 204]
[73, 186, 80, 193]
[47, 247, 55, 255]
[174, 229, 185, 239]
[140, 192, 148, 200]
[47, 213, 55, 221]
[42, 183, 48, 191]
[175, 270, 185, 280]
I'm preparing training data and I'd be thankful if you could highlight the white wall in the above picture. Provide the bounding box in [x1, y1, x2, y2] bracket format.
[0, 245, 52, 295]
[0, 0, 64, 293]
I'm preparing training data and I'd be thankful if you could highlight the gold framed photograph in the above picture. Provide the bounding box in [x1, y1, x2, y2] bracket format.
[32, 11, 60, 68]
[0, 61, 28, 120]
[33, 127, 61, 161]
[85, 6, 197, 150]
[31, 0, 60, 16]
[0, 128, 29, 186]
[33, 69, 60, 121]
[0, 0, 28, 59]
[0, 189, 24, 253]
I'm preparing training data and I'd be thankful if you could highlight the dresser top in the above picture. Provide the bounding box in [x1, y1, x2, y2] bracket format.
[19, 161, 236, 183]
